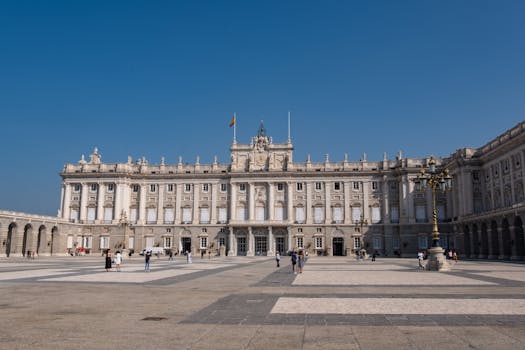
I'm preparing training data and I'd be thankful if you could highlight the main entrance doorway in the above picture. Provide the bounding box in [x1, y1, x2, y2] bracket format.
[333, 237, 344, 256]
[237, 237, 247, 256]
[275, 237, 286, 254]
[254, 236, 267, 256]
[181, 237, 191, 254]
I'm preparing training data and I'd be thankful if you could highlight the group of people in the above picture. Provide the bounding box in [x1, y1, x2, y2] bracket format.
[104, 249, 122, 272]
[275, 250, 308, 274]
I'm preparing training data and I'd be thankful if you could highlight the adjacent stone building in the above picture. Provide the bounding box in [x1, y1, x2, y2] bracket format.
[1, 121, 524, 259]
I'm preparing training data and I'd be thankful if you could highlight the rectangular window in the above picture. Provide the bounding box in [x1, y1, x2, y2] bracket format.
[392, 237, 400, 250]
[128, 237, 134, 249]
[390, 207, 399, 223]
[70, 209, 79, 222]
[315, 237, 323, 249]
[354, 237, 361, 250]
[130, 208, 138, 223]
[416, 205, 426, 223]
[371, 207, 381, 224]
[107, 183, 114, 192]
[353, 182, 360, 190]
[87, 207, 96, 222]
[296, 183, 303, 191]
[220, 183, 227, 192]
[352, 207, 361, 222]
[146, 208, 157, 224]
[333, 207, 343, 223]
[419, 236, 428, 249]
[275, 206, 284, 221]
[202, 184, 209, 192]
[277, 183, 284, 191]
[439, 235, 448, 248]
[256, 207, 265, 221]
[164, 208, 174, 224]
[100, 236, 109, 249]
[150, 184, 156, 192]
[185, 184, 191, 192]
[236, 207, 246, 220]
[90, 184, 98, 192]
[132, 185, 139, 192]
[167, 184, 174, 192]
[314, 207, 324, 223]
[200, 237, 208, 249]
[200, 207, 210, 223]
[164, 237, 171, 248]
[373, 237, 381, 249]
[218, 207, 227, 223]
[219, 237, 226, 247]
[372, 182, 378, 190]
[334, 182, 341, 191]
[295, 207, 305, 223]
[67, 236, 74, 249]
[73, 184, 81, 192]
[83, 236, 92, 249]
[104, 207, 113, 222]
[239, 184, 246, 191]
[182, 208, 192, 223]
[315, 182, 322, 190]
[437, 204, 445, 222]
[296, 237, 304, 249]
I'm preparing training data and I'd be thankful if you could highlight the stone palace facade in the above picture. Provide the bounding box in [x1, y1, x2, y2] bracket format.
[1, 121, 524, 259]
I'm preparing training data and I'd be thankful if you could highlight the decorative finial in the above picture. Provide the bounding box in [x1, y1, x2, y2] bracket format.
[196, 156, 200, 165]
[257, 120, 266, 137]
[361, 152, 367, 162]
[383, 152, 387, 161]
[306, 154, 311, 162]
[161, 157, 165, 166]
[79, 154, 87, 164]
[213, 155, 218, 164]
[89, 147, 101, 164]
[325, 153, 329, 162]
[344, 153, 348, 162]
[178, 156, 182, 164]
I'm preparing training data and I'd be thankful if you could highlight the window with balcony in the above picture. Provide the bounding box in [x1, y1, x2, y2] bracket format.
[164, 208, 174, 224]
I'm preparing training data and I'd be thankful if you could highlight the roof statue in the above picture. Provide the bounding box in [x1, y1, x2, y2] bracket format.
[89, 147, 101, 164]
[257, 120, 267, 137]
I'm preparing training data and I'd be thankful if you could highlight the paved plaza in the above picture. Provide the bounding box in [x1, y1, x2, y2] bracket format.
[1, 256, 525, 349]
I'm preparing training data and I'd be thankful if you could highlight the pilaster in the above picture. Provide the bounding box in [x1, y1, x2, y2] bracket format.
[96, 182, 105, 223]
[80, 182, 88, 222]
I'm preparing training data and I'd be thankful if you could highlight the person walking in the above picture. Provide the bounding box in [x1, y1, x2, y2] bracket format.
[186, 251, 192, 264]
[145, 250, 151, 272]
[168, 250, 173, 261]
[297, 250, 304, 273]
[417, 251, 424, 270]
[453, 250, 458, 263]
[291, 251, 297, 274]
[275, 252, 281, 267]
[372, 252, 376, 262]
[114, 251, 122, 272]
[105, 249, 112, 272]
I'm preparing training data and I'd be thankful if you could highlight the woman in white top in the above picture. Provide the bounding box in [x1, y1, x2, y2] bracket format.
[115, 251, 122, 272]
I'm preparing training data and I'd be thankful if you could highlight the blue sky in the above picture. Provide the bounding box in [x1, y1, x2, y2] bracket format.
[0, 0, 524, 216]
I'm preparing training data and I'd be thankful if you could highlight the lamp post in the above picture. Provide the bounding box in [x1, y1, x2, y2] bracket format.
[413, 156, 453, 271]
[354, 214, 367, 258]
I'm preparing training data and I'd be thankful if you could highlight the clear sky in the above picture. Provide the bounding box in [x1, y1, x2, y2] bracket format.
[0, 0, 524, 216]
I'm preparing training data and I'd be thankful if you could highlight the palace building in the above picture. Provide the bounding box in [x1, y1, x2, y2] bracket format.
[1, 121, 524, 259]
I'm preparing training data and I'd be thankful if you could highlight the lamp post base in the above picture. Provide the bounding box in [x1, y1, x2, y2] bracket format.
[425, 247, 451, 272]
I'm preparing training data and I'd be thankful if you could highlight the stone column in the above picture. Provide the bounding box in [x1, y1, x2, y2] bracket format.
[268, 226, 274, 256]
[510, 224, 519, 260]
[211, 183, 218, 223]
[324, 181, 331, 224]
[399, 175, 409, 224]
[80, 182, 89, 222]
[287, 227, 293, 252]
[63, 183, 72, 220]
[344, 181, 351, 224]
[306, 182, 313, 224]
[287, 182, 294, 223]
[382, 176, 390, 223]
[497, 225, 504, 260]
[247, 226, 254, 256]
[157, 184, 164, 224]
[268, 182, 275, 221]
[175, 183, 182, 224]
[230, 183, 237, 222]
[114, 182, 123, 224]
[96, 182, 105, 223]
[248, 183, 255, 221]
[228, 227, 235, 256]
[363, 181, 370, 223]
[138, 184, 147, 225]
[193, 183, 200, 224]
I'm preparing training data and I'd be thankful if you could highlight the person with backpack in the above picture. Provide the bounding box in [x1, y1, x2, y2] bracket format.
[291, 251, 297, 274]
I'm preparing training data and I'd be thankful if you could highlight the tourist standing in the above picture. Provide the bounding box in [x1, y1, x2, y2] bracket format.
[453, 250, 458, 263]
[187, 251, 192, 264]
[105, 249, 112, 272]
[291, 251, 297, 274]
[145, 250, 151, 272]
[417, 251, 424, 270]
[275, 252, 281, 267]
[297, 250, 304, 273]
[114, 251, 122, 272]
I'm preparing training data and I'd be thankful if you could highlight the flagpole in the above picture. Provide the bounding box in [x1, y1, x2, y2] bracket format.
[233, 112, 237, 144]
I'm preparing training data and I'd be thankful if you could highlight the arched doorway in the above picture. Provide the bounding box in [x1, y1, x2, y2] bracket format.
[463, 225, 471, 257]
[481, 223, 489, 258]
[37, 225, 46, 255]
[514, 216, 524, 259]
[22, 224, 32, 257]
[332, 237, 344, 256]
[502, 218, 511, 259]
[490, 220, 499, 258]
[6, 223, 16, 257]
[50, 227, 58, 255]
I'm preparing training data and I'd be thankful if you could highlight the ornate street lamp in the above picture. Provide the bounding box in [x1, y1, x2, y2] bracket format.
[413, 156, 453, 271]
[354, 214, 367, 257]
